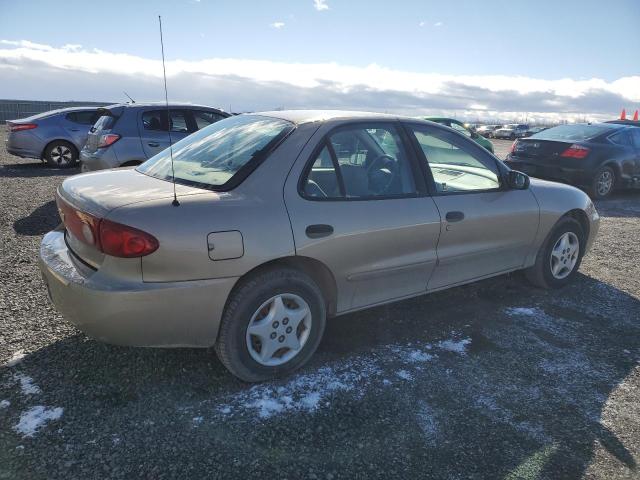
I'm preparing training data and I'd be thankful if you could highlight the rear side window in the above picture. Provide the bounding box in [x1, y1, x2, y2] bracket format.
[301, 124, 417, 199]
[92, 115, 115, 130]
[142, 109, 190, 133]
[66, 110, 99, 125]
[609, 130, 633, 146]
[138, 115, 294, 190]
[532, 124, 612, 141]
[193, 110, 226, 130]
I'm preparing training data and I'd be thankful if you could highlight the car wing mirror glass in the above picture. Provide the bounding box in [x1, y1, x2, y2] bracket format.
[507, 170, 530, 190]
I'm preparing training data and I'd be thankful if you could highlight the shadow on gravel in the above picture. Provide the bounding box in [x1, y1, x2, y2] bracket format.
[594, 191, 640, 218]
[1, 273, 639, 479]
[1, 161, 78, 178]
[13, 200, 60, 236]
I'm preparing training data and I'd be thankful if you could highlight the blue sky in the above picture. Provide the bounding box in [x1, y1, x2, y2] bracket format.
[0, 0, 639, 121]
[1, 0, 638, 79]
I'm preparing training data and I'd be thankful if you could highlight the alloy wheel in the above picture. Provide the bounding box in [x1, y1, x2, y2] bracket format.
[50, 145, 73, 166]
[245, 293, 312, 367]
[596, 170, 613, 197]
[549, 232, 579, 279]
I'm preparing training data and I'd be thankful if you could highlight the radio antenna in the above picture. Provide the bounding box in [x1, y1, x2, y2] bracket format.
[123, 91, 135, 103]
[158, 15, 179, 207]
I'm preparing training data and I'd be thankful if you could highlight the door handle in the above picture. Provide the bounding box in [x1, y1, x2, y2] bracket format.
[305, 224, 334, 239]
[445, 211, 465, 222]
[148, 142, 160, 147]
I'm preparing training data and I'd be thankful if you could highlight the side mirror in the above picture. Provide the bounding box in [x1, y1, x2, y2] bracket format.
[507, 170, 530, 190]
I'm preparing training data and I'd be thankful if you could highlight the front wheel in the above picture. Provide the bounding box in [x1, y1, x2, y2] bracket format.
[590, 166, 615, 199]
[215, 268, 326, 382]
[525, 217, 585, 289]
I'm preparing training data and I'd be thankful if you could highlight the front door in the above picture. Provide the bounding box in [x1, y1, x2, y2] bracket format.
[405, 123, 540, 290]
[139, 109, 192, 159]
[284, 121, 442, 313]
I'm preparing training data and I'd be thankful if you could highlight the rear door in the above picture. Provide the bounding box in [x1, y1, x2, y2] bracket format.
[284, 120, 441, 313]
[630, 128, 640, 177]
[61, 110, 100, 148]
[190, 109, 228, 132]
[405, 122, 539, 290]
[139, 109, 192, 159]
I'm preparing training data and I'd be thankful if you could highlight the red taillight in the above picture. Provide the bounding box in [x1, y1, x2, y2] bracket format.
[9, 123, 37, 132]
[560, 144, 590, 159]
[97, 133, 120, 148]
[57, 195, 158, 258]
[510, 140, 518, 153]
[99, 219, 159, 258]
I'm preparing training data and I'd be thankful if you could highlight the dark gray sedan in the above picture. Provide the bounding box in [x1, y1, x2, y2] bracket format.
[40, 111, 599, 382]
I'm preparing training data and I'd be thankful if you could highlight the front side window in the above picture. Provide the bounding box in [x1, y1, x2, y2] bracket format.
[138, 115, 293, 190]
[193, 110, 225, 130]
[409, 125, 500, 193]
[630, 128, 640, 148]
[142, 109, 189, 133]
[302, 124, 417, 199]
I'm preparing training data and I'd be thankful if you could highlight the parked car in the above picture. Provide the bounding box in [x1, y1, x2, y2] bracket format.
[6, 107, 103, 167]
[476, 125, 501, 138]
[80, 103, 229, 171]
[523, 126, 548, 137]
[40, 111, 599, 382]
[494, 124, 530, 140]
[505, 123, 640, 199]
[423, 117, 494, 153]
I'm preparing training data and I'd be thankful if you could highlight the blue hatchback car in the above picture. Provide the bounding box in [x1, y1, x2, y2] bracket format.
[80, 103, 229, 171]
[6, 107, 103, 168]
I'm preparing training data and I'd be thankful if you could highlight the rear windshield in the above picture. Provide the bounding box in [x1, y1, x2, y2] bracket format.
[92, 115, 115, 130]
[531, 124, 612, 141]
[137, 115, 294, 190]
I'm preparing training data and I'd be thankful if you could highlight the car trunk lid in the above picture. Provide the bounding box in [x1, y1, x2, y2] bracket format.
[56, 168, 206, 267]
[512, 138, 576, 160]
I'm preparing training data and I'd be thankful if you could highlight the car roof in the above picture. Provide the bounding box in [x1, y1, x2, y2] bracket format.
[103, 102, 226, 111]
[254, 109, 418, 125]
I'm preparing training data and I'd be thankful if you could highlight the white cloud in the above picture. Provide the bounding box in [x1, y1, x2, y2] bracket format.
[419, 21, 426, 27]
[313, 0, 329, 11]
[434, 21, 443, 27]
[270, 22, 285, 29]
[0, 40, 637, 122]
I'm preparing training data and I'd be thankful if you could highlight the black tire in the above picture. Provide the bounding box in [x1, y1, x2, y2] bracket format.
[44, 141, 78, 168]
[589, 166, 615, 199]
[215, 268, 326, 382]
[525, 217, 585, 289]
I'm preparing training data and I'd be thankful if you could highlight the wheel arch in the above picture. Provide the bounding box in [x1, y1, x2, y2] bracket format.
[564, 208, 590, 241]
[230, 256, 338, 317]
[41, 139, 78, 159]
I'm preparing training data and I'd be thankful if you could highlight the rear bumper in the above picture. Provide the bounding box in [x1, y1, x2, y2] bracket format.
[80, 148, 119, 172]
[6, 133, 43, 159]
[39, 230, 238, 347]
[505, 156, 592, 188]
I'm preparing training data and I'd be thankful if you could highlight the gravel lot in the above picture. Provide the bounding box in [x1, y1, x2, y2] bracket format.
[1, 132, 639, 479]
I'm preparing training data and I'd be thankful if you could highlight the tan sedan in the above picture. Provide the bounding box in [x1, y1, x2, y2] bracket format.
[39, 111, 599, 381]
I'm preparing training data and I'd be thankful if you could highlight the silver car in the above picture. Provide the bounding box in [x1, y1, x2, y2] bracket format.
[6, 107, 102, 167]
[39, 111, 600, 382]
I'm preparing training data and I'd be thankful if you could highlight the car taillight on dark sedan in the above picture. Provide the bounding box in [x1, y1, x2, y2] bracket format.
[560, 144, 590, 159]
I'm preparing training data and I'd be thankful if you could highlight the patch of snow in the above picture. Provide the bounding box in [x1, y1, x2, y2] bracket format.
[5, 350, 25, 367]
[416, 401, 438, 445]
[192, 416, 204, 425]
[505, 307, 540, 317]
[14, 374, 41, 396]
[14, 406, 63, 437]
[0, 400, 10, 409]
[396, 370, 413, 381]
[438, 338, 471, 354]
[405, 349, 434, 363]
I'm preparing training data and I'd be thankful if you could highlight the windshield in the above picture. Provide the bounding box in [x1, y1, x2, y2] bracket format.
[531, 124, 612, 141]
[137, 115, 294, 190]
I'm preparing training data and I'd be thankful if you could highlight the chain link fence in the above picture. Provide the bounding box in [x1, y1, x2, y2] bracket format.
[0, 99, 111, 123]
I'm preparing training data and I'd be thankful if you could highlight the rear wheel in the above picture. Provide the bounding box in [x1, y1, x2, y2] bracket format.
[525, 217, 584, 289]
[44, 141, 78, 168]
[590, 166, 615, 199]
[215, 268, 326, 382]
